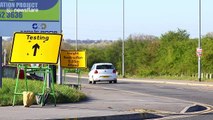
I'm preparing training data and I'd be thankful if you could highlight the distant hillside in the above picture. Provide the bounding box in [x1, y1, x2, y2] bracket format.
[64, 39, 113, 44]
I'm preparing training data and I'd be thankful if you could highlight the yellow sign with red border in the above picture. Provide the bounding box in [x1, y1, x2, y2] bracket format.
[60, 50, 87, 68]
[10, 32, 62, 64]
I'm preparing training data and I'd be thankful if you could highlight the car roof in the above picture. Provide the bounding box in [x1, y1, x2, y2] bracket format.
[93, 63, 113, 66]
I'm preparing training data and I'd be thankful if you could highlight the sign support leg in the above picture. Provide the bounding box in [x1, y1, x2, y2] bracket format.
[50, 68, 56, 106]
[13, 65, 26, 106]
[57, 58, 62, 84]
[77, 69, 81, 90]
[63, 68, 66, 83]
[13, 65, 20, 106]
[24, 65, 28, 91]
[0, 36, 2, 88]
[40, 66, 56, 106]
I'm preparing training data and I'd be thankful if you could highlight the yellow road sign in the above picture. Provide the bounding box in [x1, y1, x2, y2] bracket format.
[10, 32, 62, 64]
[60, 50, 87, 68]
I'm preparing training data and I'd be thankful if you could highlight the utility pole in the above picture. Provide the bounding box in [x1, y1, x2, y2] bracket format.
[198, 0, 202, 82]
[122, 0, 125, 78]
[76, 0, 78, 50]
[76, 0, 80, 88]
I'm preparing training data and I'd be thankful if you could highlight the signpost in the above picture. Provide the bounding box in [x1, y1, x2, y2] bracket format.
[60, 50, 86, 89]
[11, 32, 62, 106]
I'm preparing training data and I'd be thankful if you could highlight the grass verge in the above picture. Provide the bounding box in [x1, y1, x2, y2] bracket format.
[0, 78, 86, 106]
[120, 74, 213, 82]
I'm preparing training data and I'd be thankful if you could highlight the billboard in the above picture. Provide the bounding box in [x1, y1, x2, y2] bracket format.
[0, 0, 61, 36]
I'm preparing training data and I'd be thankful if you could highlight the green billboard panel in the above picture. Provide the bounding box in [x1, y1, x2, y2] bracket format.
[0, 0, 61, 36]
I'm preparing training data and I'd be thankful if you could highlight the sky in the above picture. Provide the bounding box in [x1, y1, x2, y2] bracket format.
[62, 0, 213, 40]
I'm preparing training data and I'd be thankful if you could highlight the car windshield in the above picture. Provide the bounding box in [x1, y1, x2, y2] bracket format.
[96, 65, 114, 69]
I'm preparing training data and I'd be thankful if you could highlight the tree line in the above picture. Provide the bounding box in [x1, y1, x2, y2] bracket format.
[79, 29, 213, 77]
[2, 29, 213, 78]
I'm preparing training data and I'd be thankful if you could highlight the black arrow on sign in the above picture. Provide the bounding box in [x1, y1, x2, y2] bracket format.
[32, 43, 40, 56]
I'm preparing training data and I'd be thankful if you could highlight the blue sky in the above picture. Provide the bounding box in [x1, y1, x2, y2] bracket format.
[62, 0, 212, 40]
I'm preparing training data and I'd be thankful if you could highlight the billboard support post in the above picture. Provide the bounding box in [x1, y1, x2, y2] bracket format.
[57, 0, 63, 85]
[0, 36, 2, 88]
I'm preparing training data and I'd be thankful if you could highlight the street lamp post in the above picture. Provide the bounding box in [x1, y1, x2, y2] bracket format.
[75, 0, 81, 88]
[122, 0, 125, 78]
[76, 0, 78, 50]
[198, 0, 202, 82]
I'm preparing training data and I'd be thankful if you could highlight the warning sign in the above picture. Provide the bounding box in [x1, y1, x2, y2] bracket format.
[10, 32, 62, 64]
[60, 50, 86, 68]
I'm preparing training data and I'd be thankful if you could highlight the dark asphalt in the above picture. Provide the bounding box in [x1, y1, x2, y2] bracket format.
[1, 74, 213, 120]
[66, 74, 213, 120]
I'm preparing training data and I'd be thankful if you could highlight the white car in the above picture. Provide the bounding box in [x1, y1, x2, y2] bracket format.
[88, 63, 117, 84]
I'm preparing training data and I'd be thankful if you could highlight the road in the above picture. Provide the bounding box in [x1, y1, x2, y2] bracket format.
[93, 80, 213, 106]
[65, 74, 213, 120]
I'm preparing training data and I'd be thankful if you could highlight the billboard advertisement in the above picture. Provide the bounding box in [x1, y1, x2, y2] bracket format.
[0, 0, 61, 36]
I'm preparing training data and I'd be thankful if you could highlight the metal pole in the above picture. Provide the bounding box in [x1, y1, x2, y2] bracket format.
[76, 0, 78, 51]
[47, 65, 50, 88]
[198, 0, 202, 82]
[57, 0, 63, 84]
[3, 49, 6, 66]
[0, 36, 2, 88]
[75, 0, 80, 88]
[122, 0, 125, 78]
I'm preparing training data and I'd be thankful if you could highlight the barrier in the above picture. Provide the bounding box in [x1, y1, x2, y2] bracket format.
[12, 64, 56, 107]
[63, 68, 81, 90]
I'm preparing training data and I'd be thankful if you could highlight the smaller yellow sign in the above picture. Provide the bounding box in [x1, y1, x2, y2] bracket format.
[60, 50, 87, 68]
[10, 32, 62, 64]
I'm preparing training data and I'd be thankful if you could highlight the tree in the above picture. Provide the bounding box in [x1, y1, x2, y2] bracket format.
[128, 34, 158, 41]
[161, 29, 190, 42]
[205, 32, 213, 38]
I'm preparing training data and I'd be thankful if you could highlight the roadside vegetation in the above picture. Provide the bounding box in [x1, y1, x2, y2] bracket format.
[0, 78, 86, 106]
[78, 29, 213, 80]
[3, 29, 213, 80]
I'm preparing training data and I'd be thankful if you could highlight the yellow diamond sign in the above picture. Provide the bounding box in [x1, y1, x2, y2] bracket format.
[10, 32, 63, 64]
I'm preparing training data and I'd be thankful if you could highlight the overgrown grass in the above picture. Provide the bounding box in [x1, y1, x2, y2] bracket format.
[0, 78, 86, 106]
